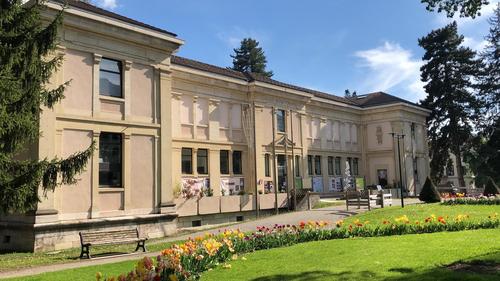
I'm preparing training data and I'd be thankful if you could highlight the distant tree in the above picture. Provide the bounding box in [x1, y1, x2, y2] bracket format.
[0, 1, 94, 214]
[230, 38, 273, 78]
[465, 4, 500, 188]
[344, 89, 357, 98]
[418, 22, 482, 186]
[419, 177, 441, 203]
[421, 0, 489, 18]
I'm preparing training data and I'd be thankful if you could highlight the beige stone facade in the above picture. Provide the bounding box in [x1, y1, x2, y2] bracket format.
[0, 1, 430, 252]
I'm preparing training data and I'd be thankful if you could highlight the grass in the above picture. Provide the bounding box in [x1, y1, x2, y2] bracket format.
[201, 228, 500, 281]
[312, 200, 345, 209]
[343, 203, 499, 226]
[0, 238, 178, 273]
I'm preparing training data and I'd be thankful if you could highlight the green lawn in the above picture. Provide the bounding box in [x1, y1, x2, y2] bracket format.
[312, 200, 345, 209]
[0, 238, 178, 273]
[343, 203, 499, 226]
[202, 229, 500, 281]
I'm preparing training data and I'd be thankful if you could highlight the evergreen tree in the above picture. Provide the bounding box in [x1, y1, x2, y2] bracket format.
[419, 177, 441, 203]
[465, 4, 500, 188]
[483, 177, 500, 195]
[418, 22, 482, 186]
[0, 1, 94, 214]
[421, 0, 489, 18]
[230, 38, 273, 78]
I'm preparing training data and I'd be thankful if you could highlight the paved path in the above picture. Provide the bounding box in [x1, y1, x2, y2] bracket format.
[0, 199, 419, 279]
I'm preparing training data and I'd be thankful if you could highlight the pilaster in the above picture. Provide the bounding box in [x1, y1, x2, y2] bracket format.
[92, 54, 102, 118]
[91, 131, 100, 218]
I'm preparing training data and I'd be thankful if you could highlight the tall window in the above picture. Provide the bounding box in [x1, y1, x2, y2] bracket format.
[197, 149, 208, 174]
[276, 109, 286, 133]
[327, 156, 334, 175]
[353, 158, 359, 175]
[307, 155, 313, 175]
[220, 150, 229, 174]
[264, 153, 270, 177]
[181, 148, 192, 174]
[99, 58, 122, 98]
[99, 132, 122, 187]
[295, 155, 300, 177]
[233, 151, 242, 174]
[335, 157, 341, 175]
[314, 155, 322, 175]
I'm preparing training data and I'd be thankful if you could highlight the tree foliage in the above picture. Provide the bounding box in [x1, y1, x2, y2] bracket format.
[484, 177, 500, 195]
[421, 0, 490, 18]
[419, 177, 442, 203]
[418, 22, 482, 186]
[230, 38, 273, 78]
[0, 0, 94, 214]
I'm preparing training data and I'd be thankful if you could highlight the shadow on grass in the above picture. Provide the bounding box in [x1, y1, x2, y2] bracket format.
[250, 270, 378, 281]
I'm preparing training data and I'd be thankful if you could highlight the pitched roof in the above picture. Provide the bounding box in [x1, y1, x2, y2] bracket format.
[353, 91, 423, 108]
[51, 0, 177, 37]
[171, 55, 358, 106]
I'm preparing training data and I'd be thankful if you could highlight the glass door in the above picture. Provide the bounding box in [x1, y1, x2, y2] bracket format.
[277, 155, 287, 193]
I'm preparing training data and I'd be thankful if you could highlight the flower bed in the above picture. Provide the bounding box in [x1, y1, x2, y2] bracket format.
[98, 214, 499, 281]
[441, 195, 500, 205]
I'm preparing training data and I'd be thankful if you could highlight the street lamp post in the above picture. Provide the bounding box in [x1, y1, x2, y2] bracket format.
[390, 132, 406, 208]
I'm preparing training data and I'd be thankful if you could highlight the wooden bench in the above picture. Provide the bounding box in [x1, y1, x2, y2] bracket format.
[79, 228, 147, 259]
[346, 190, 392, 210]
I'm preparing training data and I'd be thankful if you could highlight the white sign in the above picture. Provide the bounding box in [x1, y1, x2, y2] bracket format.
[312, 177, 323, 193]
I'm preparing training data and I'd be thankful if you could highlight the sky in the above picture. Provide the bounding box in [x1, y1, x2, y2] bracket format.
[92, 0, 498, 102]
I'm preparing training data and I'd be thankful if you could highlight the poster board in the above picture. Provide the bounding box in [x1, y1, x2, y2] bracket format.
[181, 177, 209, 198]
[329, 177, 343, 192]
[220, 177, 245, 195]
[312, 177, 323, 193]
[355, 177, 365, 190]
[294, 178, 303, 189]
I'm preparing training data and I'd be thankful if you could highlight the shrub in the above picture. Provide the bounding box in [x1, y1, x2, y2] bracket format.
[484, 177, 500, 196]
[419, 177, 441, 203]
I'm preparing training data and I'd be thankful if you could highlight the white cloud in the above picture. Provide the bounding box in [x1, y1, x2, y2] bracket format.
[354, 41, 425, 102]
[463, 36, 488, 52]
[216, 26, 270, 48]
[94, 0, 118, 10]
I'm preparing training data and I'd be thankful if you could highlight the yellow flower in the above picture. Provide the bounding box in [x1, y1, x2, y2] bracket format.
[222, 263, 232, 269]
[169, 274, 179, 281]
[232, 254, 238, 260]
[241, 256, 247, 261]
[95, 272, 102, 281]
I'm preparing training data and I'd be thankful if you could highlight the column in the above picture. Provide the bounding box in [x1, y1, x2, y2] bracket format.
[123, 133, 132, 210]
[208, 99, 220, 140]
[92, 54, 102, 118]
[158, 67, 174, 212]
[123, 60, 132, 121]
[209, 149, 221, 196]
[91, 131, 100, 218]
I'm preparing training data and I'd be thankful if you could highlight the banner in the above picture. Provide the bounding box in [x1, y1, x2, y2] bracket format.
[355, 177, 365, 190]
[220, 177, 245, 195]
[312, 177, 323, 193]
[294, 178, 303, 189]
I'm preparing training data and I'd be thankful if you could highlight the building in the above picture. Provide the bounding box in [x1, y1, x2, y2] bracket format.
[0, 0, 430, 252]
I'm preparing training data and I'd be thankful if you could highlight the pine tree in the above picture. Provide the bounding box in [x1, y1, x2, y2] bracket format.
[419, 177, 441, 203]
[230, 38, 273, 78]
[483, 177, 500, 195]
[0, 1, 94, 214]
[418, 22, 482, 186]
[421, 0, 489, 18]
[465, 4, 500, 188]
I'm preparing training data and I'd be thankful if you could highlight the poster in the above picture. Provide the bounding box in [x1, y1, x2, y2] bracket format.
[181, 177, 209, 198]
[355, 177, 365, 190]
[312, 177, 323, 193]
[329, 177, 343, 192]
[294, 178, 303, 189]
[328, 177, 336, 191]
[220, 177, 245, 195]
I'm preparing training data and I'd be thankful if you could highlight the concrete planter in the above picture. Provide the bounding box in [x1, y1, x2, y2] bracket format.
[277, 193, 288, 208]
[174, 198, 198, 217]
[259, 193, 276, 210]
[221, 196, 240, 213]
[198, 196, 220, 215]
[240, 194, 256, 211]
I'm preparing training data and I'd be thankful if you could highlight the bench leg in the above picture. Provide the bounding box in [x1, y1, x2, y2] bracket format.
[135, 240, 147, 252]
[80, 245, 91, 259]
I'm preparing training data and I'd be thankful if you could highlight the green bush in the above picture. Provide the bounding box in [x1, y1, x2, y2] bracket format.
[484, 177, 500, 196]
[419, 177, 441, 203]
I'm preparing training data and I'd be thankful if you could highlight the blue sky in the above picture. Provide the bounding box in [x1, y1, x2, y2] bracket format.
[93, 0, 498, 102]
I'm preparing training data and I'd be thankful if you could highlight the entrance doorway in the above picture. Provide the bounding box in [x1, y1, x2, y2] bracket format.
[277, 155, 287, 193]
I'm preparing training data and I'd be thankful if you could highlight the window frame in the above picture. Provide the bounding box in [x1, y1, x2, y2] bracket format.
[327, 156, 334, 176]
[353, 158, 359, 175]
[334, 157, 341, 176]
[276, 109, 286, 133]
[197, 149, 209, 175]
[232, 150, 242, 175]
[98, 132, 123, 188]
[220, 150, 229, 175]
[99, 58, 123, 98]
[295, 155, 301, 177]
[181, 148, 193, 174]
[307, 155, 313, 175]
[314, 155, 322, 175]
[264, 153, 270, 177]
